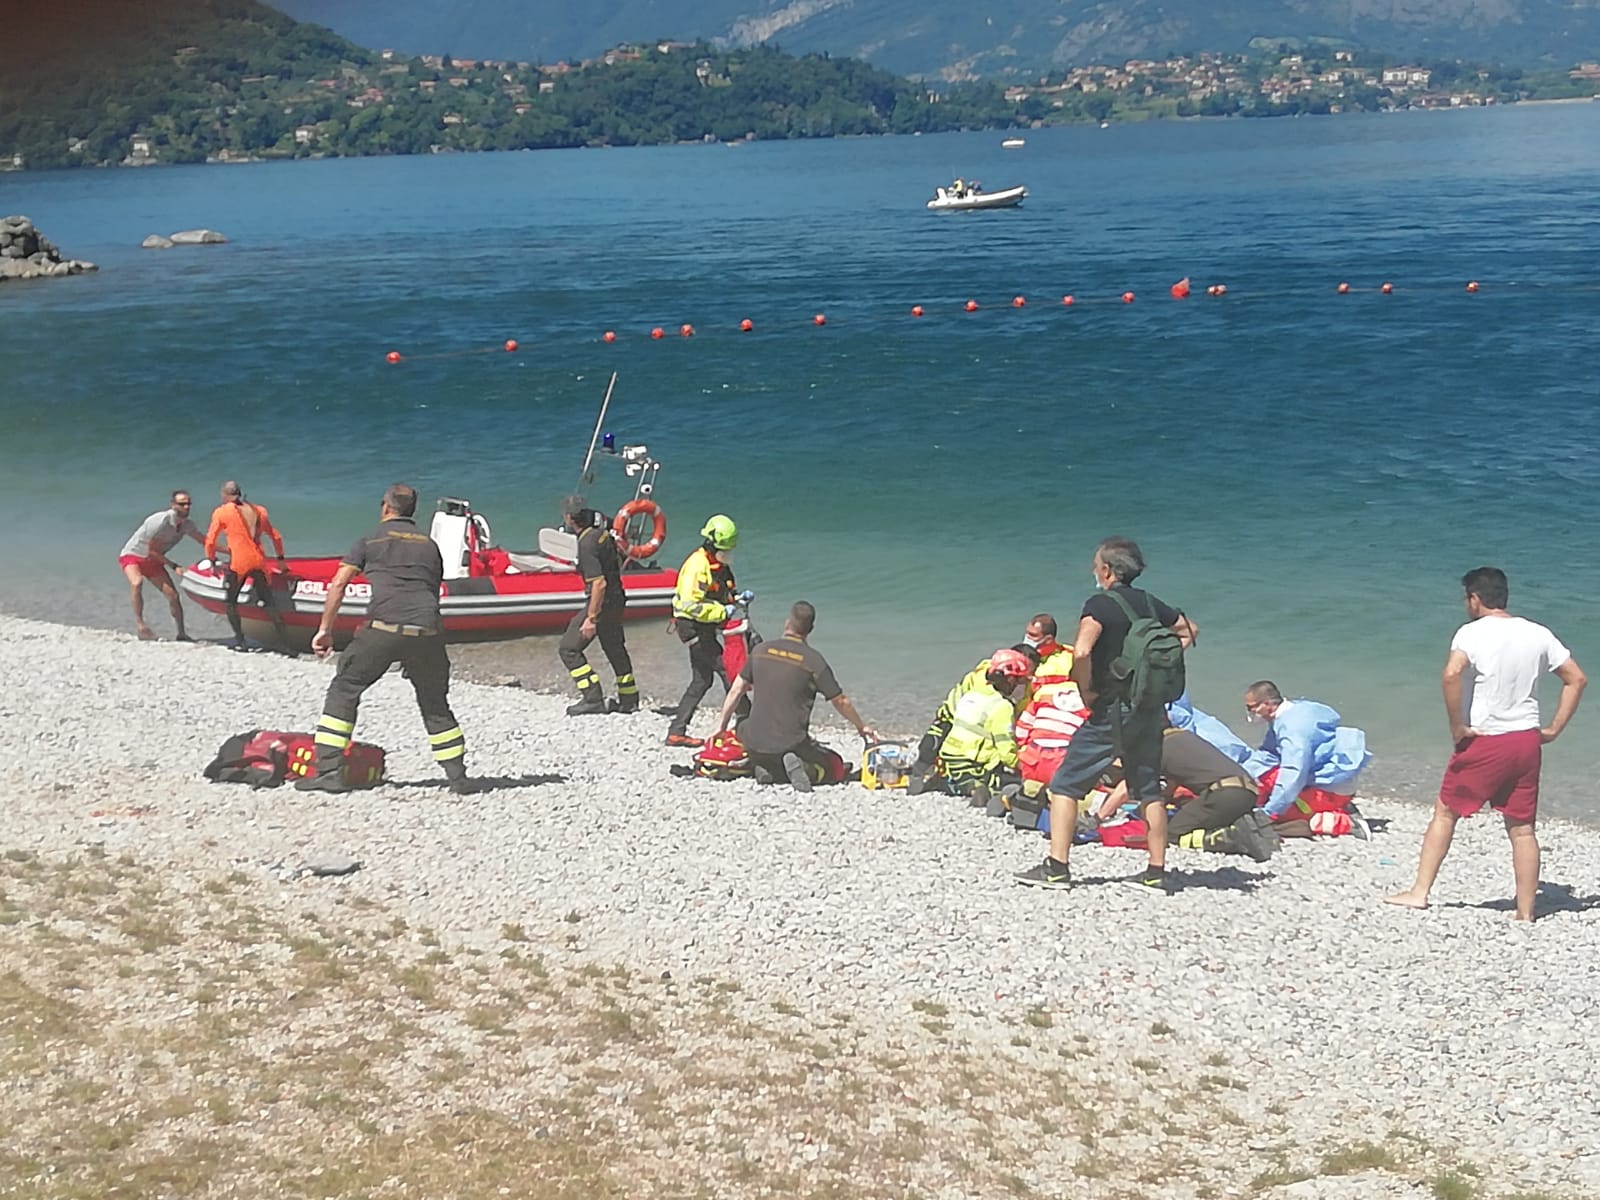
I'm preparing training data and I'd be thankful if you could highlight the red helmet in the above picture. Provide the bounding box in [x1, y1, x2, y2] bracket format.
[988, 648, 1034, 680]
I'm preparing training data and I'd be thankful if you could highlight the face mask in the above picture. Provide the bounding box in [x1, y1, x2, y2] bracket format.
[1245, 711, 1260, 725]
[1092, 572, 1105, 590]
[1023, 635, 1042, 648]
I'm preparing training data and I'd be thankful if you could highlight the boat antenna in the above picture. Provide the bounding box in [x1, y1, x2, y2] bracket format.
[578, 371, 619, 489]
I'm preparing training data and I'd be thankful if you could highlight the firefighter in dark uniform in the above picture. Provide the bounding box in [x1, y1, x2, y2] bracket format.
[297, 483, 473, 794]
[557, 499, 638, 716]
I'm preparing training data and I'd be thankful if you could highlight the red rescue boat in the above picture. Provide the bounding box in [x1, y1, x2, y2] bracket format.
[179, 433, 678, 649]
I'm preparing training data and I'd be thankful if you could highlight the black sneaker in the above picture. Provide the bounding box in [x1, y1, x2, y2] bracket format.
[967, 783, 992, 809]
[1121, 868, 1171, 895]
[294, 771, 354, 793]
[1014, 858, 1072, 889]
[781, 752, 813, 793]
[752, 764, 776, 785]
[447, 776, 479, 796]
[566, 694, 608, 717]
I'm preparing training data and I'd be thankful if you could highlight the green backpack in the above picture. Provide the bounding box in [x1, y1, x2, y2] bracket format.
[1105, 590, 1186, 711]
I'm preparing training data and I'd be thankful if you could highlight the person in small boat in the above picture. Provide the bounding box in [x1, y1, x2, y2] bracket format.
[952, 178, 967, 198]
[203, 480, 288, 648]
[935, 648, 1035, 809]
[299, 482, 474, 795]
[907, 636, 1041, 793]
[665, 514, 743, 748]
[1242, 681, 1372, 839]
[118, 489, 203, 641]
[715, 600, 875, 792]
[557, 496, 638, 717]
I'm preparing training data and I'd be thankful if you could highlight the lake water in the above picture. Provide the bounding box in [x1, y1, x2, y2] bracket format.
[3, 104, 1598, 814]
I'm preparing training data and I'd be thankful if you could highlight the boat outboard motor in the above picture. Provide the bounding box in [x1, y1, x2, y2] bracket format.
[431, 498, 473, 580]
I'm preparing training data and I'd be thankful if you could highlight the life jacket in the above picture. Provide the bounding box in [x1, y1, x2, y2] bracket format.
[692, 730, 754, 781]
[203, 729, 386, 789]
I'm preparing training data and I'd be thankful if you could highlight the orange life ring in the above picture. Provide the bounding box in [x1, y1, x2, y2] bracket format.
[612, 499, 667, 561]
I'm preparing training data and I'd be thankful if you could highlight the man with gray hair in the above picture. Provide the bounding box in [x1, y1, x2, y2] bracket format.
[1015, 537, 1196, 893]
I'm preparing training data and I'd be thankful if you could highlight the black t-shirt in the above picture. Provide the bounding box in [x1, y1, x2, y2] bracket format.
[1161, 729, 1254, 793]
[736, 635, 843, 755]
[575, 526, 625, 608]
[342, 518, 443, 628]
[1082, 585, 1182, 699]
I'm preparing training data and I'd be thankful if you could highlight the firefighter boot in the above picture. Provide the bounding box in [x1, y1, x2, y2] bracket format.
[442, 758, 478, 796]
[566, 686, 609, 717]
[294, 748, 354, 793]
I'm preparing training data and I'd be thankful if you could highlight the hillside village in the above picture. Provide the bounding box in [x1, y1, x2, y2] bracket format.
[5, 32, 1598, 172]
[1002, 50, 1600, 120]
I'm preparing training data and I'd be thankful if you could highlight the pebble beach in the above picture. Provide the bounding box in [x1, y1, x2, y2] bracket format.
[5, 612, 1599, 1197]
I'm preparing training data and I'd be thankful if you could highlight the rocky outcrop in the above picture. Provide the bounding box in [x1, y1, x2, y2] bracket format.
[142, 229, 227, 249]
[0, 216, 97, 283]
[168, 229, 227, 245]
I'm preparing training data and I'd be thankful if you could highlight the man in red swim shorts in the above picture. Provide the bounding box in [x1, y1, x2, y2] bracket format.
[118, 490, 203, 640]
[1386, 568, 1586, 922]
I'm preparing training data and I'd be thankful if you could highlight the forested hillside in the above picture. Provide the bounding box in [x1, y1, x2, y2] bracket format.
[0, 0, 1019, 170]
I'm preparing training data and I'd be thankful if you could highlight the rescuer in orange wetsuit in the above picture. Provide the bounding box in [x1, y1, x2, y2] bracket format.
[204, 480, 288, 648]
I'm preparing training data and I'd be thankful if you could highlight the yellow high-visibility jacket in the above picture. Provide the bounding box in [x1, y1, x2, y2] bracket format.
[672, 546, 736, 625]
[940, 684, 1019, 772]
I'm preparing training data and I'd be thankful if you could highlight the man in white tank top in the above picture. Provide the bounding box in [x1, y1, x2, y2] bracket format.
[1385, 567, 1586, 922]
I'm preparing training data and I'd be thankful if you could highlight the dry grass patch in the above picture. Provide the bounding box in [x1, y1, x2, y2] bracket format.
[0, 851, 1514, 1200]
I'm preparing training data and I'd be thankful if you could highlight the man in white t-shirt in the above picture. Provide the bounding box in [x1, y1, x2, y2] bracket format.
[1386, 567, 1586, 922]
[118, 490, 204, 641]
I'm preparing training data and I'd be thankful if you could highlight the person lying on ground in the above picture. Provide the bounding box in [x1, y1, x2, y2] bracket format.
[119, 489, 203, 641]
[1242, 681, 1372, 838]
[1386, 566, 1585, 922]
[716, 600, 875, 793]
[933, 648, 1036, 811]
[1092, 727, 1278, 862]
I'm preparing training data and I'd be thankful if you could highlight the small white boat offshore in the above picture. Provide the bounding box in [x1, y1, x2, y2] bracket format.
[1001, 136, 1026, 148]
[927, 181, 1028, 211]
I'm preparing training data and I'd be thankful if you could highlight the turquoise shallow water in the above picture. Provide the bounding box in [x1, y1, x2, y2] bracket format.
[3, 104, 1598, 812]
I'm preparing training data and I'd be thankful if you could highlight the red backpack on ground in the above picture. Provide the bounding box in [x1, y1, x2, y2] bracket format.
[203, 729, 386, 789]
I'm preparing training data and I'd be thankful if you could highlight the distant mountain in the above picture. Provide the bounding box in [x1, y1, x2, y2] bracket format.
[273, 0, 1600, 74]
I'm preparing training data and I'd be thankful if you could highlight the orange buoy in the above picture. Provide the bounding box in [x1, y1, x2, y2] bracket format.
[504, 339, 518, 352]
[1169, 278, 1190, 299]
[1466, 280, 1479, 293]
[813, 313, 826, 326]
[910, 305, 924, 317]
[1380, 282, 1393, 295]
[1012, 295, 1026, 307]
[1337, 282, 1350, 295]
[1062, 295, 1075, 306]
[385, 350, 402, 364]
[603, 330, 617, 343]
[740, 318, 753, 332]
[680, 323, 694, 337]
[965, 299, 979, 312]
[1214, 284, 1227, 296]
[1122, 291, 1135, 304]
[650, 327, 664, 340]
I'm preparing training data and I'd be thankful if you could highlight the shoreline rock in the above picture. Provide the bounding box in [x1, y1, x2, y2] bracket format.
[0, 216, 97, 283]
